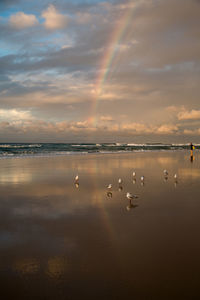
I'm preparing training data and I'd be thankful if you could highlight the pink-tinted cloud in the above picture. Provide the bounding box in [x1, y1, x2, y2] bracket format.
[42, 5, 68, 30]
[9, 12, 38, 29]
[178, 109, 200, 121]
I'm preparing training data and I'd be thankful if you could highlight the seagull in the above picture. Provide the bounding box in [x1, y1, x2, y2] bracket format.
[163, 169, 168, 176]
[126, 192, 138, 200]
[141, 176, 144, 181]
[118, 178, 122, 185]
[75, 175, 79, 183]
[132, 171, 136, 177]
[174, 174, 178, 180]
[107, 184, 112, 190]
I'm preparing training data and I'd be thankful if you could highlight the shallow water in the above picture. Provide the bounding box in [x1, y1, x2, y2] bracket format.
[0, 151, 200, 299]
[0, 142, 199, 158]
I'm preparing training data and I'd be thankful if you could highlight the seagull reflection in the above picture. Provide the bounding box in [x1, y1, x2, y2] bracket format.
[163, 170, 168, 182]
[118, 178, 123, 191]
[164, 176, 168, 182]
[140, 176, 145, 186]
[132, 178, 136, 184]
[126, 199, 138, 211]
[118, 186, 123, 191]
[107, 191, 112, 198]
[174, 174, 178, 187]
[75, 182, 79, 188]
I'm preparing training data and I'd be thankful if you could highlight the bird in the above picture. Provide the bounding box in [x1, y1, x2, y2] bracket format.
[132, 171, 136, 177]
[174, 174, 178, 181]
[118, 178, 122, 185]
[107, 184, 112, 190]
[163, 169, 168, 176]
[126, 192, 138, 200]
[141, 176, 144, 181]
[75, 175, 79, 183]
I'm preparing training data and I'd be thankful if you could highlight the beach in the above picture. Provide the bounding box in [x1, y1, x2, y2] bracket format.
[0, 151, 200, 299]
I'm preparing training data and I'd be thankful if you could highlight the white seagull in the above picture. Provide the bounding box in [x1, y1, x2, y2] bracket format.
[126, 192, 138, 200]
[163, 169, 168, 176]
[75, 175, 79, 183]
[107, 184, 112, 190]
[118, 178, 122, 185]
[132, 171, 136, 177]
[174, 174, 178, 180]
[141, 176, 144, 181]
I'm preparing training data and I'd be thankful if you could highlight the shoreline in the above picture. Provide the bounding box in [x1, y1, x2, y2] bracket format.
[0, 148, 197, 160]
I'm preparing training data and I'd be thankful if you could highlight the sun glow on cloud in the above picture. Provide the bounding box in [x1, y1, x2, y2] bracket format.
[9, 12, 38, 29]
[0, 109, 34, 121]
[178, 109, 200, 121]
[42, 5, 68, 30]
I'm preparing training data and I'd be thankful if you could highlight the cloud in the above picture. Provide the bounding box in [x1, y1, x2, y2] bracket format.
[0, 109, 33, 121]
[120, 123, 178, 135]
[75, 12, 92, 24]
[100, 115, 114, 122]
[178, 109, 200, 120]
[121, 122, 152, 133]
[42, 5, 68, 30]
[0, 0, 200, 142]
[0, 118, 180, 137]
[9, 12, 38, 29]
[156, 124, 178, 134]
[183, 128, 200, 135]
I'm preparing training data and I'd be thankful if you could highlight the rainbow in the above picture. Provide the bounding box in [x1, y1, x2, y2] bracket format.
[90, 1, 135, 127]
[86, 160, 123, 263]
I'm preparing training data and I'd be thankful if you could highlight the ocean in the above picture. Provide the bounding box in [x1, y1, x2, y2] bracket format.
[0, 143, 198, 158]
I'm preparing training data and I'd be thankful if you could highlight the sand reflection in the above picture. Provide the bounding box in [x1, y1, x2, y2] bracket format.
[179, 168, 200, 179]
[13, 258, 39, 275]
[46, 257, 67, 279]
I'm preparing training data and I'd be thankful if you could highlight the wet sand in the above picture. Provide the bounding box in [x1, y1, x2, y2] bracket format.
[0, 151, 200, 299]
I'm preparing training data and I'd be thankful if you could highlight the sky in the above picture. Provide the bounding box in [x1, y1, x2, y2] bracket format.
[0, 0, 200, 143]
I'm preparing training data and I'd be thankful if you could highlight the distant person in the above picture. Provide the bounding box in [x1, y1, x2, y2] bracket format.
[190, 142, 195, 162]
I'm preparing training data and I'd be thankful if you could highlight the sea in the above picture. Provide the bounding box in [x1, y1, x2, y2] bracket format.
[0, 143, 198, 158]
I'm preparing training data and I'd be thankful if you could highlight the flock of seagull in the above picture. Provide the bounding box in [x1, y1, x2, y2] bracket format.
[74, 169, 178, 211]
